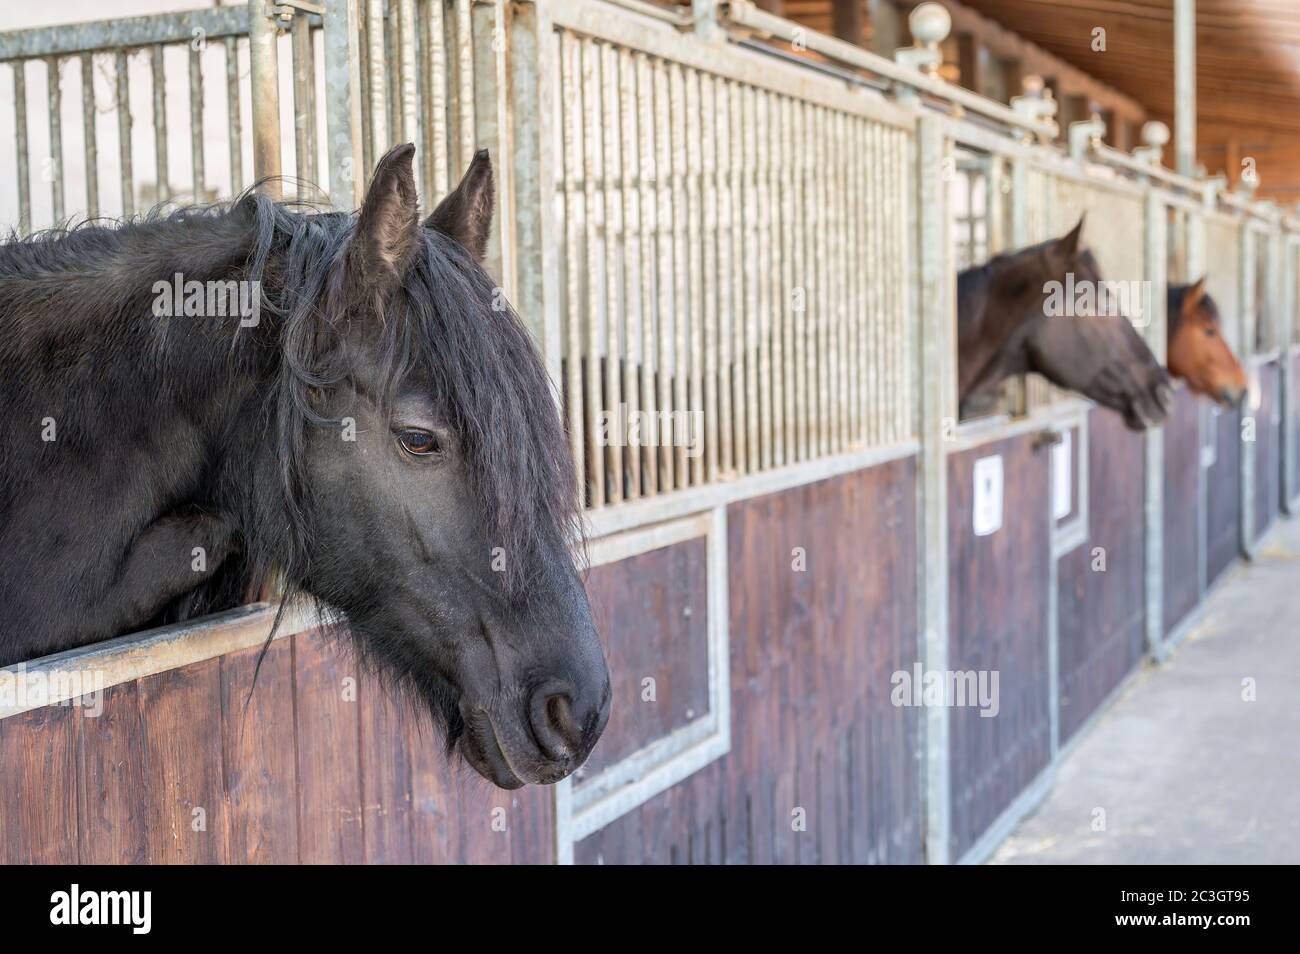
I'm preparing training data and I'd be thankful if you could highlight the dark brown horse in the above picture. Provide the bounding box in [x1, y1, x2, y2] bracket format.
[957, 220, 1172, 429]
[1167, 278, 1248, 405]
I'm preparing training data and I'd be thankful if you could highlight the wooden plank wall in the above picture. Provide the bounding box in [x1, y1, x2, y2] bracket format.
[574, 459, 923, 864]
[1253, 360, 1280, 541]
[0, 630, 554, 864]
[1057, 408, 1147, 744]
[1163, 385, 1203, 635]
[1206, 404, 1243, 586]
[947, 434, 1052, 859]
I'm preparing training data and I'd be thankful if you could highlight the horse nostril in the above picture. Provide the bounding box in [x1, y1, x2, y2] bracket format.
[529, 680, 609, 763]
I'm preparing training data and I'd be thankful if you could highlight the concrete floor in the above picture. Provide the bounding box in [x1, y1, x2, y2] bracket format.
[991, 514, 1300, 864]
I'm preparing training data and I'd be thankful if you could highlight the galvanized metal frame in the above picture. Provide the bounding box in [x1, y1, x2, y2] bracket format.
[552, 506, 731, 864]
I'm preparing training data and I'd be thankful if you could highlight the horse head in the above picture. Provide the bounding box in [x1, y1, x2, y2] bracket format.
[1167, 277, 1248, 406]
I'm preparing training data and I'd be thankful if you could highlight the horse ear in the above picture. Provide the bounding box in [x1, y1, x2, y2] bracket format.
[1187, 275, 1208, 309]
[1057, 216, 1085, 258]
[425, 149, 494, 263]
[352, 143, 420, 288]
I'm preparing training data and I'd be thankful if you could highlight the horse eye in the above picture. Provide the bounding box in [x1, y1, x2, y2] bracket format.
[397, 429, 442, 457]
[1204, 326, 1217, 338]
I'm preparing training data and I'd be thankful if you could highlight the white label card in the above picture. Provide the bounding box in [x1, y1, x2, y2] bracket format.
[973, 455, 1004, 537]
[1052, 430, 1072, 521]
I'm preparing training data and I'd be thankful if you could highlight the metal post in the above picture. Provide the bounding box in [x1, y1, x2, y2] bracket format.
[1174, 0, 1195, 177]
[916, 114, 951, 865]
[1240, 224, 1256, 558]
[324, 0, 364, 210]
[248, 0, 283, 197]
[1144, 190, 1167, 655]
[1283, 235, 1298, 514]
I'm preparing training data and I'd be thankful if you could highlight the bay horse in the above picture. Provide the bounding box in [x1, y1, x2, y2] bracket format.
[957, 219, 1172, 429]
[0, 144, 610, 789]
[1167, 278, 1248, 405]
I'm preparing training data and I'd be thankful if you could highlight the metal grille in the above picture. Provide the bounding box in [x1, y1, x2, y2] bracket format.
[554, 29, 914, 509]
[0, 7, 328, 232]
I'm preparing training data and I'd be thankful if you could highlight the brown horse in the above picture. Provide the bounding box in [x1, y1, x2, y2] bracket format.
[1167, 278, 1248, 405]
[957, 220, 1172, 429]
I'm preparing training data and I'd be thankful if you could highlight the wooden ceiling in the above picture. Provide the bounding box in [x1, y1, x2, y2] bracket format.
[957, 0, 1300, 205]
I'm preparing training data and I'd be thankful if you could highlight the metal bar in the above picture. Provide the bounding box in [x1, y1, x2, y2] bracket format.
[581, 38, 607, 508]
[454, 0, 475, 172]
[1174, 0, 1195, 177]
[0, 8, 254, 60]
[364, 0, 388, 158]
[114, 51, 132, 217]
[422, 0, 449, 197]
[1144, 190, 1166, 656]
[248, 0, 283, 194]
[715, 74, 734, 478]
[599, 43, 624, 503]
[618, 46, 642, 499]
[654, 58, 676, 487]
[224, 37, 243, 193]
[560, 31, 586, 504]
[291, 12, 315, 198]
[80, 53, 98, 218]
[670, 63, 690, 485]
[700, 69, 719, 486]
[46, 57, 64, 223]
[397, 0, 418, 194]
[13, 63, 30, 234]
[151, 45, 168, 201]
[916, 114, 951, 865]
[637, 52, 659, 495]
[189, 45, 205, 201]
[686, 67, 705, 485]
[324, 0, 363, 210]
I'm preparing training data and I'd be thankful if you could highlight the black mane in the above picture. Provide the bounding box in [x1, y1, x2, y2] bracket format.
[0, 190, 577, 632]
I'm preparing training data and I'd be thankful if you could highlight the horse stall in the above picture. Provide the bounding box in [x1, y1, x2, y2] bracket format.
[1, 0, 1298, 866]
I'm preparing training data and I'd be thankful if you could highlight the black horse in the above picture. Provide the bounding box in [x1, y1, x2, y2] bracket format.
[0, 144, 610, 790]
[957, 219, 1172, 429]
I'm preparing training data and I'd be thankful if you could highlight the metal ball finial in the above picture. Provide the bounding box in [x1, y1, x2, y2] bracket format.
[909, 3, 952, 46]
[1141, 121, 1170, 148]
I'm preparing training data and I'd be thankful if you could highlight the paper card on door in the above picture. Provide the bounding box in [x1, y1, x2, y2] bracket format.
[1052, 430, 1072, 520]
[973, 455, 1003, 537]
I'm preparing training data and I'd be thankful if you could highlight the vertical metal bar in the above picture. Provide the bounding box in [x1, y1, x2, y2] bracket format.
[1144, 190, 1166, 657]
[80, 53, 98, 218]
[324, 0, 363, 209]
[843, 112, 859, 448]
[580, 38, 607, 509]
[189, 46, 205, 201]
[654, 58, 676, 488]
[700, 70, 719, 486]
[866, 119, 880, 444]
[684, 67, 705, 486]
[14, 62, 30, 234]
[715, 76, 734, 479]
[397, 0, 419, 195]
[560, 32, 586, 504]
[778, 95, 797, 459]
[291, 12, 315, 198]
[619, 48, 643, 499]
[1174, 0, 1196, 177]
[600, 44, 624, 504]
[454, 0, 476, 172]
[670, 63, 690, 486]
[916, 115, 951, 866]
[365, 0, 388, 157]
[742, 85, 759, 473]
[754, 88, 773, 470]
[423, 0, 449, 197]
[151, 45, 168, 201]
[224, 37, 243, 194]
[636, 52, 659, 495]
[46, 57, 64, 223]
[792, 98, 809, 460]
[249, 0, 283, 195]
[1240, 221, 1256, 558]
[114, 52, 133, 218]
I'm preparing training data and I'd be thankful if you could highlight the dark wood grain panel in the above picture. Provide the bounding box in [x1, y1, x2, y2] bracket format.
[292, 628, 364, 864]
[947, 433, 1052, 859]
[77, 681, 147, 864]
[1058, 408, 1147, 744]
[220, 640, 299, 864]
[1163, 385, 1203, 635]
[1206, 403, 1242, 585]
[0, 702, 79, 863]
[578, 537, 710, 779]
[138, 658, 227, 863]
[575, 459, 922, 865]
